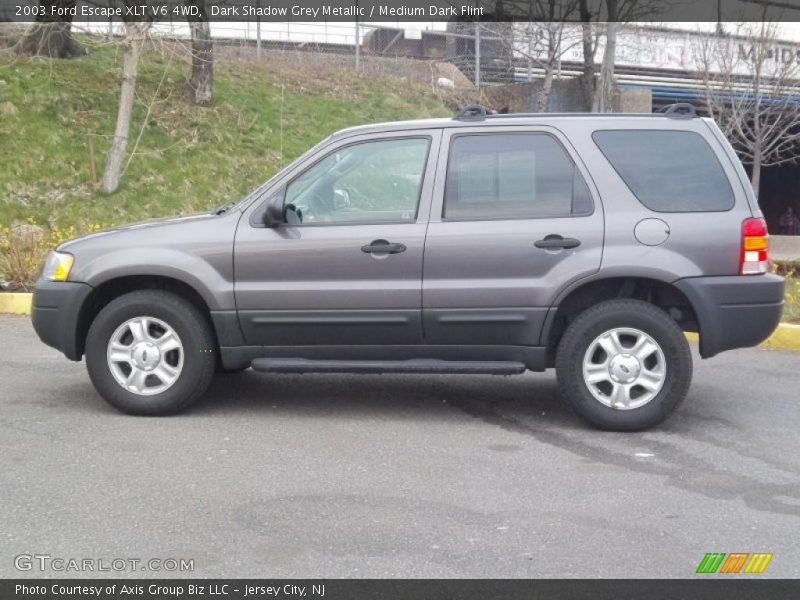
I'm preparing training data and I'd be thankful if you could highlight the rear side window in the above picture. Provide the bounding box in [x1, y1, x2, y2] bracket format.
[592, 130, 734, 212]
[444, 133, 593, 220]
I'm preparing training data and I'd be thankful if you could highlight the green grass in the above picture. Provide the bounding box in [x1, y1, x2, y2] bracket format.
[4, 42, 799, 326]
[784, 275, 800, 324]
[0, 40, 450, 231]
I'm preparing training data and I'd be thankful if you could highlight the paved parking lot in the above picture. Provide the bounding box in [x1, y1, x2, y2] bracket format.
[1, 314, 799, 578]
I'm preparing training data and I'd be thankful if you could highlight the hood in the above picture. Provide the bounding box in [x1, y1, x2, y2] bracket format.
[57, 212, 223, 252]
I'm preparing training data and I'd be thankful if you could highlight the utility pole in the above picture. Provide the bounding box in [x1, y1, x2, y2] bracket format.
[355, 8, 360, 70]
[474, 22, 481, 88]
[256, 0, 261, 60]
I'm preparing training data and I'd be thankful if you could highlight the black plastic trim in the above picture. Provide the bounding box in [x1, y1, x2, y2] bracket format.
[251, 315, 409, 325]
[209, 310, 246, 347]
[674, 274, 784, 358]
[251, 358, 526, 375]
[31, 280, 93, 361]
[221, 344, 547, 372]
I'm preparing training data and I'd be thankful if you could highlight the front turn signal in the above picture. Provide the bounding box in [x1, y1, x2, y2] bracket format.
[41, 251, 74, 282]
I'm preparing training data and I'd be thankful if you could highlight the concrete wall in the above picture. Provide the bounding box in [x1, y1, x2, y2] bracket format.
[485, 79, 652, 114]
[771, 235, 800, 261]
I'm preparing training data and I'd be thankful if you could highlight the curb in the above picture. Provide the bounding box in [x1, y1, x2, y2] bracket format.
[760, 323, 800, 351]
[2, 292, 799, 351]
[0, 292, 32, 315]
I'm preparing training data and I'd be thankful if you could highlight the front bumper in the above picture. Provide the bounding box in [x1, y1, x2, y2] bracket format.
[31, 280, 93, 361]
[674, 274, 785, 358]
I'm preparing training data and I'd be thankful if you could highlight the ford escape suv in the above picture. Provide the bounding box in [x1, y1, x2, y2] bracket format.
[31, 104, 784, 430]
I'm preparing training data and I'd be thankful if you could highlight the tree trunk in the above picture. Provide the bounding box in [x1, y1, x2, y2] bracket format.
[578, 0, 595, 111]
[22, 1, 85, 58]
[592, 19, 617, 112]
[184, 2, 213, 106]
[101, 22, 148, 194]
[537, 23, 557, 113]
[751, 152, 762, 200]
[537, 67, 554, 112]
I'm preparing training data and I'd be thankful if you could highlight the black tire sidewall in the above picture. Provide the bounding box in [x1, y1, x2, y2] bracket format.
[85, 291, 216, 415]
[556, 300, 692, 431]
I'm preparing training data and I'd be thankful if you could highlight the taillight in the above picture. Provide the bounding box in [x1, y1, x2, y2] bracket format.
[740, 217, 769, 275]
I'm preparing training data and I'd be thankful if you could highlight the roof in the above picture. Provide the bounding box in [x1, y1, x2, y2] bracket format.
[331, 103, 701, 139]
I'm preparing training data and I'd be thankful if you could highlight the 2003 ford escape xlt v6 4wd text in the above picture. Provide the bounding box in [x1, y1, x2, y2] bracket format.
[32, 104, 784, 430]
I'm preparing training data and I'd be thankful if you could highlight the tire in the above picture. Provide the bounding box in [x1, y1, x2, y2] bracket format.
[85, 290, 216, 416]
[555, 299, 692, 431]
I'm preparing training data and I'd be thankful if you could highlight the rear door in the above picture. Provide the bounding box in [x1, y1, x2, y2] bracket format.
[235, 130, 441, 346]
[422, 126, 604, 346]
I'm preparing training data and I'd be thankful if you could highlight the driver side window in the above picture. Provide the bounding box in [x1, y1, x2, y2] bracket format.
[284, 137, 430, 225]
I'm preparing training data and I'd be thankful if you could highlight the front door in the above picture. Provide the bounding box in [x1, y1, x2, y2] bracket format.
[235, 131, 440, 347]
[423, 127, 604, 346]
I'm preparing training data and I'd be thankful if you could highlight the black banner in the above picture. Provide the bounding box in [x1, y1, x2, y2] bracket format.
[3, 579, 800, 600]
[2, 0, 800, 23]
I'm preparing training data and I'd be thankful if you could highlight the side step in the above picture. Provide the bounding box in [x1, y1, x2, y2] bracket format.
[250, 358, 526, 375]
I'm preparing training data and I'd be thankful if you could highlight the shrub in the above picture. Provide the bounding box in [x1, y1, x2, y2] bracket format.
[0, 219, 92, 291]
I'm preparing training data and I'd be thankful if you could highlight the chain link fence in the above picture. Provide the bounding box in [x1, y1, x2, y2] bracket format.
[2, 18, 576, 113]
[71, 20, 522, 88]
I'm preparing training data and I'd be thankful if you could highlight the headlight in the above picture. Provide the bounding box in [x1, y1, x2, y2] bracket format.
[41, 251, 74, 282]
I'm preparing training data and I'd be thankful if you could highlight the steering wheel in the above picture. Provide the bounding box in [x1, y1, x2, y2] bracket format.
[305, 185, 335, 221]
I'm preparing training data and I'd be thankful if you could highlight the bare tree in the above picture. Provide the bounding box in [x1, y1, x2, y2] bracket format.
[700, 21, 800, 197]
[23, 0, 85, 58]
[578, 0, 600, 110]
[519, 1, 583, 111]
[101, 21, 150, 193]
[184, 0, 213, 106]
[589, 0, 664, 111]
[592, 0, 618, 111]
[478, 1, 583, 111]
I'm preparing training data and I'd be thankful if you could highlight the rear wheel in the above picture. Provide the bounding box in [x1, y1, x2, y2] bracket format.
[555, 299, 692, 431]
[85, 290, 216, 415]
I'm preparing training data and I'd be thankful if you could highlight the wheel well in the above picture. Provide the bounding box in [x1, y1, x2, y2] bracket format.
[546, 277, 699, 363]
[76, 275, 215, 357]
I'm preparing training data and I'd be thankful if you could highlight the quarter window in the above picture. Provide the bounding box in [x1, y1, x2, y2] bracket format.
[443, 133, 593, 220]
[284, 137, 430, 225]
[592, 130, 735, 212]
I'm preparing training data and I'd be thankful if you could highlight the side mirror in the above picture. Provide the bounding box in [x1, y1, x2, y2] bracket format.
[284, 203, 303, 226]
[263, 190, 286, 227]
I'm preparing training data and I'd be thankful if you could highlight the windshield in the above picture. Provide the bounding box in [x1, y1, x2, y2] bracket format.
[286, 143, 374, 207]
[224, 135, 335, 213]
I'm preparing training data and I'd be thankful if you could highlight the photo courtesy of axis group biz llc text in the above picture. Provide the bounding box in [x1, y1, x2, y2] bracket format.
[1, 0, 799, 598]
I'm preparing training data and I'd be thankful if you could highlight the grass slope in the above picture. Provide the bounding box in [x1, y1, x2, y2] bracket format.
[0, 41, 450, 230]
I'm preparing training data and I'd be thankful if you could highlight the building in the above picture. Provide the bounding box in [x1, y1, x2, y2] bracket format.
[364, 23, 800, 231]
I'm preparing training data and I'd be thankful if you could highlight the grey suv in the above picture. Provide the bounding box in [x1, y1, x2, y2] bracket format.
[31, 104, 784, 430]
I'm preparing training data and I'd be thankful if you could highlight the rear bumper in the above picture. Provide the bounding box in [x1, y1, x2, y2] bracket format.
[31, 281, 93, 361]
[674, 274, 784, 358]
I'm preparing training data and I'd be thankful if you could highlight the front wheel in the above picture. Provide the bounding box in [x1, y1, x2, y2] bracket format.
[85, 290, 216, 415]
[555, 299, 692, 431]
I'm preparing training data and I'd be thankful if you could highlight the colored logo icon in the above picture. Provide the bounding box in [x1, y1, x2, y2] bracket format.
[696, 552, 773, 574]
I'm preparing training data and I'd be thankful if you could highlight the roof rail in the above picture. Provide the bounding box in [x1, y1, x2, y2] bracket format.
[454, 104, 494, 121]
[659, 103, 698, 118]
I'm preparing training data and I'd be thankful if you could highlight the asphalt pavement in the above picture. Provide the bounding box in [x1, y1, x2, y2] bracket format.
[1, 314, 799, 578]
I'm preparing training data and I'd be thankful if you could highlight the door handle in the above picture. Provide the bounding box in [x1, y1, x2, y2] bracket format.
[534, 235, 581, 250]
[361, 239, 407, 254]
